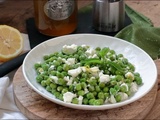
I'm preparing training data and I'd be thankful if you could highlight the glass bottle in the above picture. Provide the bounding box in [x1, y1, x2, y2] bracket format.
[33, 0, 78, 36]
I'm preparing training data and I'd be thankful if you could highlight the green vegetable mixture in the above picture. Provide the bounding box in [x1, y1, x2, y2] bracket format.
[34, 44, 142, 105]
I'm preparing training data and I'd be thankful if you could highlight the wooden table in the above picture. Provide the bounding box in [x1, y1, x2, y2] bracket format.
[1, 0, 160, 119]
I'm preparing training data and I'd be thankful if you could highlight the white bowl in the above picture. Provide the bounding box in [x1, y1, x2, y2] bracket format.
[22, 34, 157, 110]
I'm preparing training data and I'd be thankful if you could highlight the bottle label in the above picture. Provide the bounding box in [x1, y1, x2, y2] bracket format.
[44, 0, 75, 20]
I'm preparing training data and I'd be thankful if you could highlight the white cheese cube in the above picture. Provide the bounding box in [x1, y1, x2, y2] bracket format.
[65, 58, 76, 65]
[118, 92, 128, 101]
[50, 76, 58, 83]
[78, 96, 83, 105]
[63, 92, 76, 103]
[62, 44, 77, 54]
[125, 72, 134, 80]
[99, 74, 110, 83]
[109, 95, 117, 104]
[68, 67, 82, 78]
[130, 82, 138, 93]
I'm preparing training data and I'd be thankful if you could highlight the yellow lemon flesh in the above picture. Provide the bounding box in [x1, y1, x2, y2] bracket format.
[0, 25, 23, 62]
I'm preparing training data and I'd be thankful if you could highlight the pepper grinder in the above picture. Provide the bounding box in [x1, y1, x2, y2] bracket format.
[93, 0, 125, 32]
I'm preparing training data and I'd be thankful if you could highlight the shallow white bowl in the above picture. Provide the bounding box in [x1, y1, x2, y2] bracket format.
[22, 34, 157, 110]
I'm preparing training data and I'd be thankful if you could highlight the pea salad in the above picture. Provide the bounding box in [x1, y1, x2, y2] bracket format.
[34, 44, 143, 105]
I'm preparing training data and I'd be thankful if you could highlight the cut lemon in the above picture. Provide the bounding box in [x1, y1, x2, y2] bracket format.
[0, 25, 23, 62]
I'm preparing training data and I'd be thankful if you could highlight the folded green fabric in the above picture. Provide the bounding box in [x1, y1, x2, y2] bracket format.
[115, 4, 160, 60]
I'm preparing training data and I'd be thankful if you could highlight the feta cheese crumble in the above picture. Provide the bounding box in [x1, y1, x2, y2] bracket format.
[68, 67, 82, 78]
[63, 92, 76, 103]
[62, 44, 77, 54]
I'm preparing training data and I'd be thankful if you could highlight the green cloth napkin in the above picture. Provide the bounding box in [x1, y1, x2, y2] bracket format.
[115, 4, 160, 60]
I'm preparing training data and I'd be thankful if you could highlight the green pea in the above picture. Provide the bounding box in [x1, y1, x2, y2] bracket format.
[54, 91, 60, 98]
[95, 47, 101, 51]
[103, 87, 109, 92]
[41, 80, 46, 87]
[110, 80, 117, 86]
[73, 54, 79, 59]
[58, 52, 64, 57]
[69, 85, 74, 91]
[81, 73, 88, 78]
[75, 84, 82, 91]
[109, 67, 116, 74]
[53, 61, 60, 67]
[134, 72, 140, 77]
[95, 86, 101, 92]
[114, 85, 120, 91]
[50, 71, 57, 76]
[83, 98, 89, 105]
[110, 50, 115, 54]
[57, 78, 66, 85]
[50, 83, 57, 89]
[77, 90, 85, 96]
[61, 71, 68, 76]
[115, 70, 123, 75]
[58, 94, 63, 101]
[89, 79, 97, 86]
[98, 92, 105, 99]
[46, 78, 51, 85]
[93, 99, 104, 105]
[43, 55, 49, 60]
[34, 63, 41, 69]
[37, 68, 44, 74]
[86, 92, 95, 99]
[129, 63, 135, 71]
[120, 85, 127, 92]
[57, 86, 63, 92]
[57, 66, 63, 72]
[46, 86, 52, 92]
[81, 82, 87, 89]
[89, 99, 96, 105]
[122, 58, 128, 64]
[88, 85, 95, 92]
[115, 75, 124, 82]
[99, 82, 105, 88]
[117, 54, 123, 58]
[62, 88, 68, 94]
[73, 78, 79, 83]
[63, 64, 70, 71]
[79, 55, 87, 61]
[42, 64, 49, 71]
[135, 76, 142, 85]
[51, 89, 57, 94]
[36, 75, 43, 83]
[80, 78, 86, 82]
[104, 93, 109, 98]
[110, 88, 117, 95]
[72, 98, 79, 104]
[126, 90, 131, 96]
[115, 94, 121, 102]
[56, 72, 64, 78]
[92, 91, 97, 97]
[124, 79, 132, 83]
